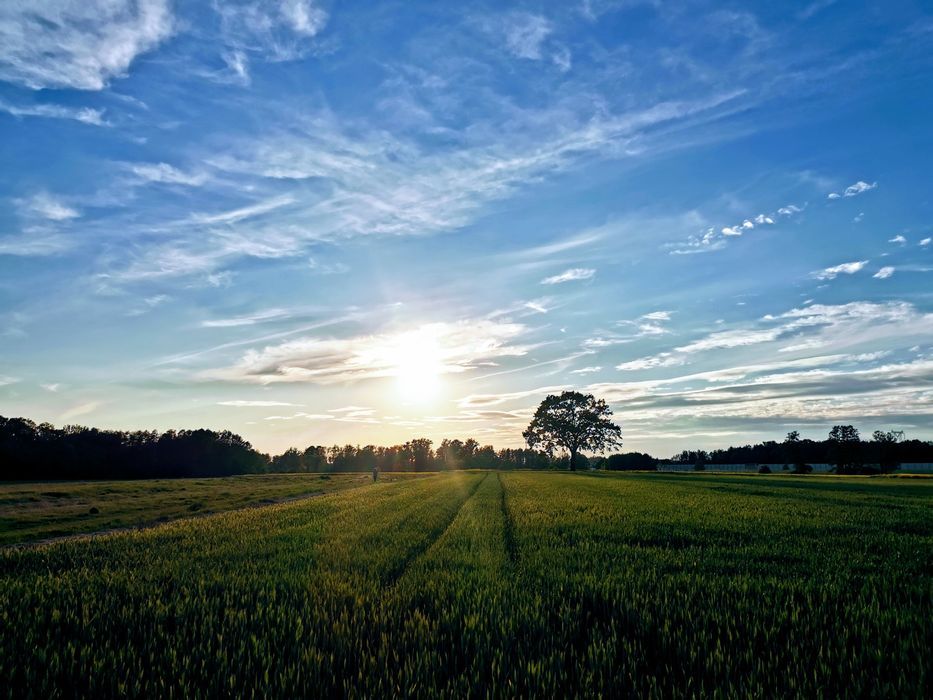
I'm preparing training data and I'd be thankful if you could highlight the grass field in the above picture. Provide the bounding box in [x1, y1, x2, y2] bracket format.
[1, 472, 930, 697]
[0, 472, 420, 546]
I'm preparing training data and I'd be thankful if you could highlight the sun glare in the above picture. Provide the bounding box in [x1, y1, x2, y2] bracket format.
[389, 328, 445, 403]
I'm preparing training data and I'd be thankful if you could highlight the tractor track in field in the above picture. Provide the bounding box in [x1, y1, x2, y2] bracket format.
[383, 472, 489, 587]
[497, 472, 519, 568]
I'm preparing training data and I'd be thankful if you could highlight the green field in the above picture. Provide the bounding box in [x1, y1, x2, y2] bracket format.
[1, 472, 930, 697]
[0, 472, 420, 546]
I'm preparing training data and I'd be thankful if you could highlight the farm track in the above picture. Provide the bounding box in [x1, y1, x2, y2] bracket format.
[497, 473, 518, 568]
[0, 488, 334, 551]
[383, 472, 489, 587]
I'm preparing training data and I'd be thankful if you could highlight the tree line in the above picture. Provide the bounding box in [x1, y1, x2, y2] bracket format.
[2, 414, 930, 481]
[673, 427, 933, 474]
[0, 416, 566, 480]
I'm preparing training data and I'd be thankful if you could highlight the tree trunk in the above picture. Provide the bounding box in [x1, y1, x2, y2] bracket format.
[569, 449, 577, 471]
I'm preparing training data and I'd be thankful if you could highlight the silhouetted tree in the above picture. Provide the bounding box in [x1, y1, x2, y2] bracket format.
[604, 452, 658, 471]
[829, 425, 862, 474]
[784, 430, 810, 473]
[872, 430, 904, 473]
[523, 391, 622, 471]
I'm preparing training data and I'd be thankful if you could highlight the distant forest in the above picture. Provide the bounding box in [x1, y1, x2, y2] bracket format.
[1, 415, 931, 481]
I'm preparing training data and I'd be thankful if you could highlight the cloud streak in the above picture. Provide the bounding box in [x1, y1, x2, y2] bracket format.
[0, 0, 174, 90]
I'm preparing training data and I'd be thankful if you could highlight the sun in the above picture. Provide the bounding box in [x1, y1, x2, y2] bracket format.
[388, 328, 445, 403]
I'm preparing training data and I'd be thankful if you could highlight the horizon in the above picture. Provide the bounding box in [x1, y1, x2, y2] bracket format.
[1, 410, 924, 464]
[1, 1, 932, 457]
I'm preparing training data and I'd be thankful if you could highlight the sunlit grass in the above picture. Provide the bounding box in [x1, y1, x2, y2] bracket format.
[1, 472, 929, 696]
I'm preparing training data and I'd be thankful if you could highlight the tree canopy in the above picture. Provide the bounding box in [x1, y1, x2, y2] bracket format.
[523, 391, 622, 471]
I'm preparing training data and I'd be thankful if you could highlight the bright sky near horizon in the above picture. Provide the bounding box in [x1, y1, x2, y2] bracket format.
[1, 0, 932, 457]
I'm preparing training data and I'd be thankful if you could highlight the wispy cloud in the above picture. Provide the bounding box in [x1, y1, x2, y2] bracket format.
[827, 180, 876, 199]
[217, 400, 302, 407]
[206, 319, 529, 384]
[541, 268, 595, 285]
[888, 234, 906, 244]
[128, 162, 207, 186]
[499, 13, 558, 62]
[571, 366, 602, 374]
[812, 260, 868, 280]
[670, 203, 800, 254]
[215, 0, 328, 62]
[264, 412, 334, 421]
[201, 309, 290, 328]
[19, 193, 80, 221]
[458, 385, 565, 409]
[0, 100, 107, 126]
[615, 301, 931, 374]
[873, 266, 895, 279]
[0, 231, 74, 257]
[0, 0, 174, 90]
[60, 401, 102, 421]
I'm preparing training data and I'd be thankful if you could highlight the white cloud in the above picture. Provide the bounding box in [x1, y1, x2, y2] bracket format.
[111, 90, 748, 282]
[457, 385, 565, 409]
[0, 99, 107, 126]
[828, 180, 877, 199]
[642, 311, 671, 321]
[41, 383, 62, 392]
[676, 328, 784, 354]
[191, 194, 296, 226]
[202, 309, 290, 328]
[812, 260, 868, 280]
[264, 412, 333, 421]
[541, 268, 595, 284]
[571, 366, 601, 374]
[920, 237, 931, 247]
[0, 375, 19, 387]
[221, 50, 250, 85]
[873, 266, 895, 279]
[673, 203, 796, 253]
[60, 401, 102, 421]
[129, 162, 207, 186]
[216, 0, 328, 61]
[888, 234, 906, 244]
[616, 354, 685, 371]
[0, 0, 174, 90]
[503, 13, 553, 60]
[20, 193, 79, 221]
[218, 400, 301, 407]
[206, 319, 529, 384]
[0, 231, 73, 256]
[552, 45, 572, 72]
[307, 258, 349, 275]
[279, 0, 327, 36]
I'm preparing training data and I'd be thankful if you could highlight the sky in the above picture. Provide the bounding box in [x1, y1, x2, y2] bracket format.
[1, 0, 932, 457]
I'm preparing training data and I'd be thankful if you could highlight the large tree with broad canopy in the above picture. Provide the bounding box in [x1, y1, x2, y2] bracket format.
[523, 391, 622, 471]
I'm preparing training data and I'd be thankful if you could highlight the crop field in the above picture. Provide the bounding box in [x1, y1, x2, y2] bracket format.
[1, 472, 930, 697]
[0, 472, 421, 546]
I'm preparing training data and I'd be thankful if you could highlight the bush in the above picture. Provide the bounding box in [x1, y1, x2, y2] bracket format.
[758, 465, 771, 474]
[792, 464, 813, 474]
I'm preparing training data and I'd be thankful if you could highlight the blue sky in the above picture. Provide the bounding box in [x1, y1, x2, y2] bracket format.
[1, 0, 932, 456]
